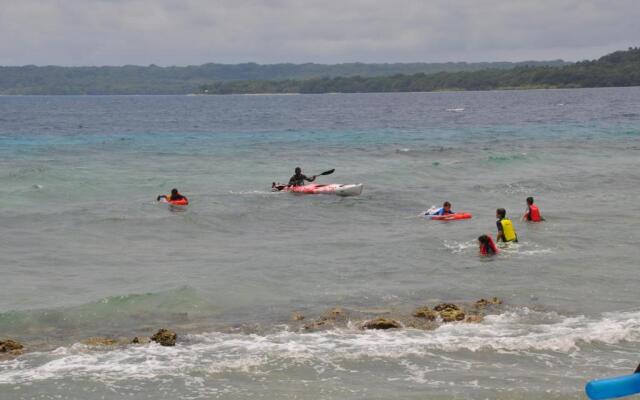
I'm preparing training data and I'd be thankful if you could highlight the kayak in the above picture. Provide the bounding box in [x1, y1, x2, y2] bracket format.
[426, 212, 472, 221]
[275, 183, 363, 196]
[586, 372, 640, 400]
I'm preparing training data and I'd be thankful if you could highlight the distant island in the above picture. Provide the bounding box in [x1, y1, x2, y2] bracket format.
[0, 60, 567, 95]
[199, 47, 640, 94]
[1, 48, 638, 95]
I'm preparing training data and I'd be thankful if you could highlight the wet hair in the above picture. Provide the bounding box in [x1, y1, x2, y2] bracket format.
[443, 201, 451, 207]
[171, 188, 178, 195]
[526, 197, 534, 205]
[295, 167, 301, 174]
[478, 234, 490, 244]
[496, 208, 506, 219]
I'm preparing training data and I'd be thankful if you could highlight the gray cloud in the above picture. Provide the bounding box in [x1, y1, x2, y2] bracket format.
[0, 0, 638, 65]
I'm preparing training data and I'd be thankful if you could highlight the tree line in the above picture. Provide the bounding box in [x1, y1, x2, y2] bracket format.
[199, 48, 640, 95]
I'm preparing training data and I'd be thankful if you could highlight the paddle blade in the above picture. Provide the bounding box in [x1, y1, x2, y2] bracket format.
[586, 373, 640, 400]
[319, 169, 335, 176]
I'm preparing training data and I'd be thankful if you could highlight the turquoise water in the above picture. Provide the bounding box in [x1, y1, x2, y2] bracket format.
[1, 89, 640, 399]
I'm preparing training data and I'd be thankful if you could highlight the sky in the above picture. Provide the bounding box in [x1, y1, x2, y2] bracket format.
[0, 0, 639, 66]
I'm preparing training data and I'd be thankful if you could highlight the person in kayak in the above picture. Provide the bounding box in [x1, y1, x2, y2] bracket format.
[522, 196, 544, 222]
[425, 201, 454, 216]
[157, 188, 187, 203]
[478, 234, 498, 256]
[496, 208, 518, 243]
[288, 167, 316, 186]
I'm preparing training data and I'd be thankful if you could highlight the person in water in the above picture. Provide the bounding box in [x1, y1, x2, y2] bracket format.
[522, 196, 544, 222]
[288, 167, 316, 186]
[496, 208, 518, 243]
[478, 234, 498, 256]
[157, 188, 187, 203]
[426, 201, 454, 215]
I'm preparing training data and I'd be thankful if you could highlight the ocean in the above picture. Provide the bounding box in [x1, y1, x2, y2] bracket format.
[1, 88, 639, 399]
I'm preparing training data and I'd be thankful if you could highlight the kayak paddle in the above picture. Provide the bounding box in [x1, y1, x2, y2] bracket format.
[317, 169, 335, 176]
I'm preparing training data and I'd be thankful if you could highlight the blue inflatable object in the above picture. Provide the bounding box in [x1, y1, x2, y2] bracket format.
[586, 373, 640, 400]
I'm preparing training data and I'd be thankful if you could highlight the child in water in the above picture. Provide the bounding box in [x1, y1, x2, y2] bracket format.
[157, 188, 188, 204]
[496, 208, 518, 243]
[478, 234, 498, 256]
[425, 201, 454, 216]
[522, 196, 544, 222]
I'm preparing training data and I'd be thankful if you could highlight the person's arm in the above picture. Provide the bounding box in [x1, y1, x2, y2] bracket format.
[288, 176, 296, 185]
[496, 221, 504, 242]
[157, 195, 166, 201]
[305, 174, 316, 183]
[522, 208, 529, 221]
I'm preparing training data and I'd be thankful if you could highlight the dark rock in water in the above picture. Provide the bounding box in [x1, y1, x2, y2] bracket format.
[131, 336, 151, 344]
[0, 339, 23, 353]
[474, 297, 503, 308]
[304, 307, 349, 331]
[412, 307, 437, 320]
[291, 312, 305, 321]
[434, 303, 465, 322]
[439, 308, 465, 322]
[151, 329, 177, 346]
[434, 303, 460, 312]
[363, 317, 402, 330]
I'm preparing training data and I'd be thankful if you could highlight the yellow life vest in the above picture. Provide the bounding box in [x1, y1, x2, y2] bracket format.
[500, 219, 517, 242]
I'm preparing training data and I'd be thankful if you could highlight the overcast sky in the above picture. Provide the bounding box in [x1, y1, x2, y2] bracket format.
[1, 0, 638, 66]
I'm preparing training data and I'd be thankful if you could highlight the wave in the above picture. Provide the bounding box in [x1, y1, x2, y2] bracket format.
[1, 308, 638, 385]
[0, 286, 216, 340]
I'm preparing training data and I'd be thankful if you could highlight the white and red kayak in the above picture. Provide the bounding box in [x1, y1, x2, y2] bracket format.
[273, 183, 363, 196]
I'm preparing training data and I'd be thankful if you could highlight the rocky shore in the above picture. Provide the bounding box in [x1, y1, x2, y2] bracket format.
[1, 297, 504, 360]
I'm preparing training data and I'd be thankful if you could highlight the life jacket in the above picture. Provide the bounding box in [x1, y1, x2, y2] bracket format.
[528, 204, 542, 222]
[480, 236, 499, 256]
[499, 218, 517, 242]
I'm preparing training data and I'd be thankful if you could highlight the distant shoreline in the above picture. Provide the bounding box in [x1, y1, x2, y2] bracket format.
[1, 46, 638, 95]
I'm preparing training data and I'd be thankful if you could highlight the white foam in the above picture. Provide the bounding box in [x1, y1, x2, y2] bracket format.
[444, 240, 476, 254]
[446, 108, 465, 112]
[1, 308, 639, 385]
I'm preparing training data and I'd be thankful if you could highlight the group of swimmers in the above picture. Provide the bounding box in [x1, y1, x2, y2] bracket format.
[427, 197, 544, 256]
[158, 167, 545, 258]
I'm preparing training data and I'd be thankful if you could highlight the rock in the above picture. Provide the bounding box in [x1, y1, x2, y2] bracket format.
[412, 307, 437, 320]
[433, 304, 465, 322]
[363, 317, 402, 330]
[434, 303, 460, 312]
[131, 336, 150, 344]
[151, 329, 177, 346]
[304, 307, 349, 331]
[291, 312, 305, 321]
[465, 314, 484, 323]
[304, 320, 327, 330]
[439, 308, 465, 322]
[474, 297, 503, 308]
[0, 339, 23, 353]
[82, 337, 119, 346]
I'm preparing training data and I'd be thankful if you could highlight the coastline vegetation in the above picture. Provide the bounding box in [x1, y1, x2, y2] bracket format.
[199, 47, 640, 95]
[0, 48, 638, 95]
